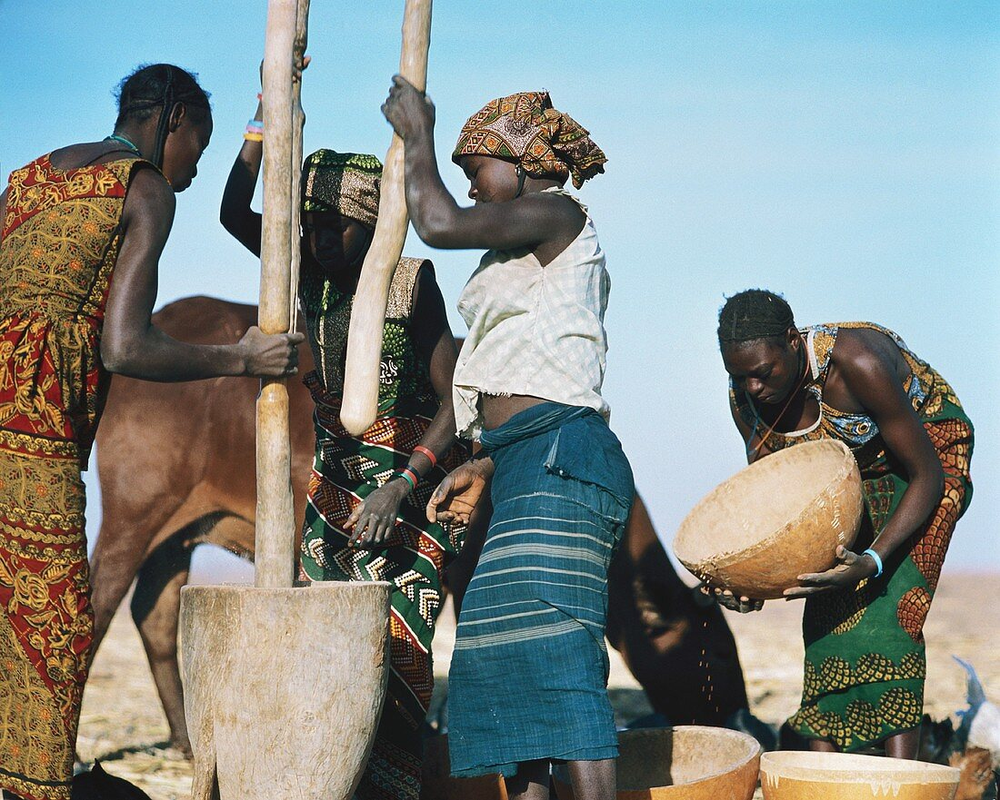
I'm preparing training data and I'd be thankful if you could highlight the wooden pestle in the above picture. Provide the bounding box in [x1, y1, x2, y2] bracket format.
[255, 0, 308, 589]
[340, 0, 433, 436]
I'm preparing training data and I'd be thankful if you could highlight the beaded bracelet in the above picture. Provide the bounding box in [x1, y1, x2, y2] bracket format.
[244, 119, 263, 142]
[413, 445, 437, 469]
[395, 466, 419, 490]
[862, 548, 883, 578]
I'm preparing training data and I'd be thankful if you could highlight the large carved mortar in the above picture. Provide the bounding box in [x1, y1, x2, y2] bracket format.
[553, 726, 761, 799]
[673, 439, 863, 599]
[760, 751, 961, 800]
[181, 582, 390, 800]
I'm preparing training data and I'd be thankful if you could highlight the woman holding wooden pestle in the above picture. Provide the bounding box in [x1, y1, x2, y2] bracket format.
[220, 71, 468, 800]
[0, 64, 302, 800]
[715, 288, 973, 760]
[383, 81, 634, 800]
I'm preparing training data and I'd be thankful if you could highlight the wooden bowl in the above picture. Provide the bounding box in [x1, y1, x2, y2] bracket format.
[673, 439, 863, 599]
[760, 752, 960, 800]
[553, 726, 761, 800]
[420, 733, 508, 800]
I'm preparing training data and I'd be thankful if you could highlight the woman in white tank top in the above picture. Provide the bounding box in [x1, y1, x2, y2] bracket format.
[383, 82, 633, 800]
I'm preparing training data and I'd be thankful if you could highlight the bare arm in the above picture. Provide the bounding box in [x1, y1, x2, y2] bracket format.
[102, 167, 302, 380]
[220, 99, 264, 256]
[833, 338, 944, 561]
[381, 76, 581, 252]
[406, 266, 462, 468]
[788, 335, 944, 596]
[346, 266, 462, 547]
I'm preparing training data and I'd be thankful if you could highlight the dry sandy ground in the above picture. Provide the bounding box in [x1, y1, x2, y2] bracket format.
[77, 569, 999, 798]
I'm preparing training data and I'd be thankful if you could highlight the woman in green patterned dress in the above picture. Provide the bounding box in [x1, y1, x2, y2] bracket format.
[715, 289, 973, 759]
[222, 117, 467, 797]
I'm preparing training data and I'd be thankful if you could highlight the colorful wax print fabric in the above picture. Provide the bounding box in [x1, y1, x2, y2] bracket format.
[731, 322, 974, 750]
[298, 256, 468, 800]
[301, 149, 381, 229]
[0, 154, 145, 800]
[452, 91, 606, 189]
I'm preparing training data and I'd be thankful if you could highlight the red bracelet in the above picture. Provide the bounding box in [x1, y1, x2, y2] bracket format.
[399, 465, 420, 488]
[413, 445, 437, 469]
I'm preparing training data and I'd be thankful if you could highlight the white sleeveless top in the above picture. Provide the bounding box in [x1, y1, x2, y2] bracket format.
[453, 187, 611, 439]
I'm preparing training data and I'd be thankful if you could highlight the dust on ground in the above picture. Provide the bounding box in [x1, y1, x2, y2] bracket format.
[78, 570, 1000, 797]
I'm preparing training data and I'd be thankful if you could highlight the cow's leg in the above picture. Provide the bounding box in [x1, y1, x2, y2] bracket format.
[130, 534, 194, 756]
[90, 498, 186, 652]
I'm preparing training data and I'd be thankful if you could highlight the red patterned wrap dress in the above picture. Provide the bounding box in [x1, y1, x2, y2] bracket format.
[0, 154, 148, 800]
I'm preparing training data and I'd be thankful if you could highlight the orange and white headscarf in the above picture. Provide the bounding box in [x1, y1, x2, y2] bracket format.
[452, 91, 607, 189]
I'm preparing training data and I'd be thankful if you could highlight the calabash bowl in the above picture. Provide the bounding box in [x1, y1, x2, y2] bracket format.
[553, 726, 761, 800]
[759, 751, 960, 800]
[674, 439, 863, 599]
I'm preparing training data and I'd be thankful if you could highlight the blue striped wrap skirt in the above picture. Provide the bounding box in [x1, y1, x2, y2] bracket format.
[448, 402, 634, 778]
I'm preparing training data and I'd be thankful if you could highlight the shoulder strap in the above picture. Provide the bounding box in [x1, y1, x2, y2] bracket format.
[386, 257, 430, 319]
[541, 185, 589, 215]
[804, 324, 838, 388]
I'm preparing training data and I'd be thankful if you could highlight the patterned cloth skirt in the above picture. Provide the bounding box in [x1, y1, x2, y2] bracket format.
[448, 403, 633, 778]
[297, 374, 467, 800]
[788, 412, 974, 750]
[0, 431, 92, 800]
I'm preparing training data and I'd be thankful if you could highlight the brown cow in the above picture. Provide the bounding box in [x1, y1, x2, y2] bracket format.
[90, 296, 752, 756]
[89, 296, 314, 756]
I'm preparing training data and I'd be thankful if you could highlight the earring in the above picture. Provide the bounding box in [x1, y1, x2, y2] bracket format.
[514, 164, 527, 198]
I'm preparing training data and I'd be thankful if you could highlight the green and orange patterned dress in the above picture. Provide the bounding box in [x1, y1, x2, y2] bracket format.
[0, 153, 150, 800]
[730, 322, 974, 751]
[297, 256, 467, 800]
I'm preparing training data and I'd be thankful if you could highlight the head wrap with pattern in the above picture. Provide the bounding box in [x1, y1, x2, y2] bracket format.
[452, 91, 607, 189]
[301, 149, 382, 229]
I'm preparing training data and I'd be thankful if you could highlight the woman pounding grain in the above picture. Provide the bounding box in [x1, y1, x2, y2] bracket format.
[0, 64, 300, 800]
[382, 80, 634, 800]
[221, 78, 468, 800]
[716, 288, 973, 759]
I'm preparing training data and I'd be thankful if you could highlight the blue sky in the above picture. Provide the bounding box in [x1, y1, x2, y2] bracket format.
[1, 1, 997, 570]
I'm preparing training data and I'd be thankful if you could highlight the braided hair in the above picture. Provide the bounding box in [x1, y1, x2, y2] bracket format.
[114, 64, 211, 168]
[718, 289, 795, 347]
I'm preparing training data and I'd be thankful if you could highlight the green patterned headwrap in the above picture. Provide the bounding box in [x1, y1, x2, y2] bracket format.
[301, 149, 382, 229]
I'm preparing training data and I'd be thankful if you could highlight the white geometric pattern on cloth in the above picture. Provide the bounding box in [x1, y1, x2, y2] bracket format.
[453, 187, 611, 439]
[332, 452, 384, 484]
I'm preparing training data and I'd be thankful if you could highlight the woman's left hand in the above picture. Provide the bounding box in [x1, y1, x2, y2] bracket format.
[783, 546, 878, 598]
[382, 75, 435, 139]
[345, 479, 411, 549]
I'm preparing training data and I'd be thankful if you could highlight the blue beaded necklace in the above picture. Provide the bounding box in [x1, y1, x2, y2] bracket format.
[104, 134, 141, 156]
